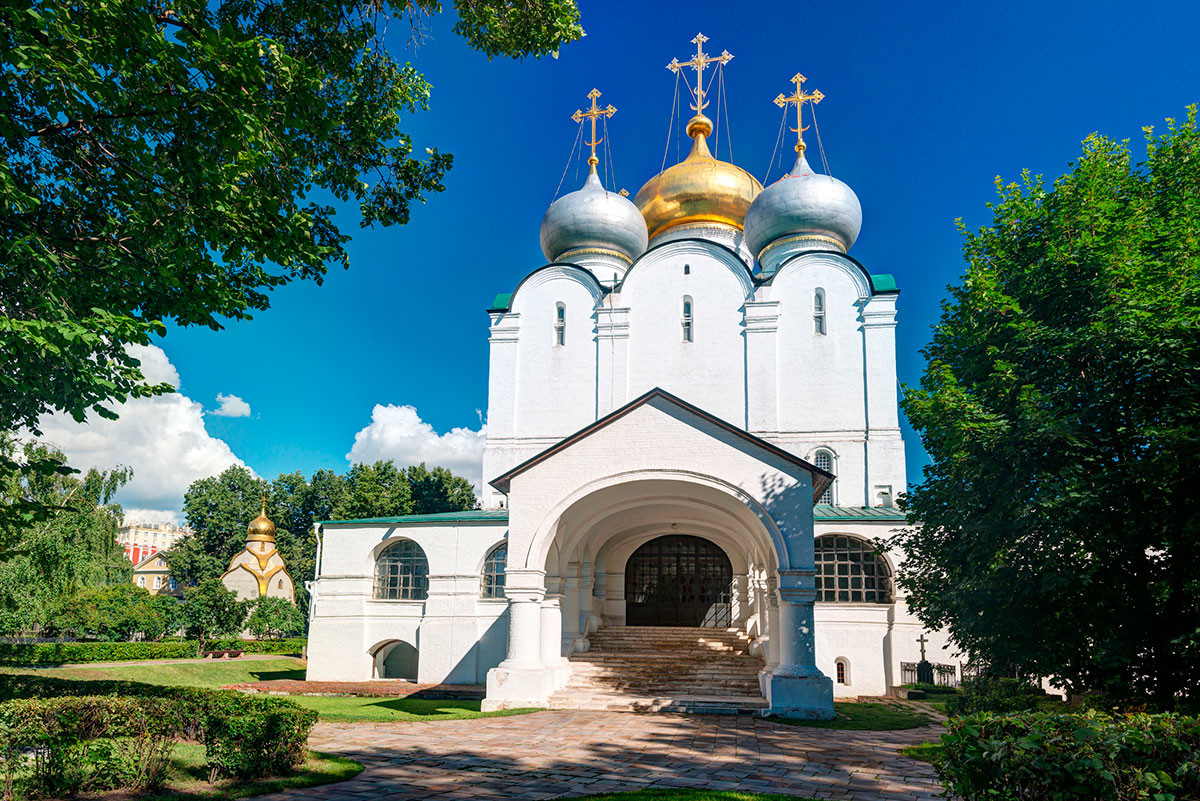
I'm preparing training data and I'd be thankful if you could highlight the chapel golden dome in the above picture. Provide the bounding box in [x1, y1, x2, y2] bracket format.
[633, 114, 763, 240]
[246, 495, 275, 543]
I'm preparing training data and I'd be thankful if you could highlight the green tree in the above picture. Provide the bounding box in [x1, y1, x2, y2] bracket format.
[339, 460, 412, 519]
[897, 109, 1200, 709]
[0, 437, 131, 636]
[245, 595, 304, 640]
[181, 579, 247, 653]
[406, 463, 477, 514]
[0, 0, 583, 529]
[53, 584, 180, 640]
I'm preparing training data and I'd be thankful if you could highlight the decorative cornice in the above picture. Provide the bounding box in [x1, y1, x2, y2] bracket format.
[560, 246, 634, 266]
[758, 232, 846, 262]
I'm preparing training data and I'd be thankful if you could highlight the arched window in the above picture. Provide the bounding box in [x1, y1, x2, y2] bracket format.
[374, 539, 429, 600]
[814, 449, 834, 505]
[683, 263, 691, 275]
[481, 543, 508, 599]
[813, 288, 826, 335]
[835, 658, 850, 685]
[554, 303, 566, 346]
[682, 296, 694, 343]
[814, 535, 892, 604]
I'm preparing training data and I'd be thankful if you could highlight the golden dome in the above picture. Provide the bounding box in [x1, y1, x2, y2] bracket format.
[246, 496, 275, 543]
[634, 115, 763, 239]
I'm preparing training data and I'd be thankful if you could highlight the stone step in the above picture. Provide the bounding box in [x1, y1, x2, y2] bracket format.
[547, 691, 768, 715]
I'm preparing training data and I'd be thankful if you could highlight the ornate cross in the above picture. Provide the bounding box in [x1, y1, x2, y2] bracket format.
[916, 633, 929, 662]
[667, 33, 733, 115]
[774, 72, 825, 153]
[572, 88, 617, 169]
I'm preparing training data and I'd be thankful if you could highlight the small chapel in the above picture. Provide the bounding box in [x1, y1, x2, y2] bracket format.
[305, 35, 953, 718]
[220, 498, 296, 604]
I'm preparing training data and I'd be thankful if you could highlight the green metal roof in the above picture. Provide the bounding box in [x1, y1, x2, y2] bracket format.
[321, 506, 904, 527]
[814, 505, 907, 522]
[869, 273, 898, 293]
[319, 509, 510, 527]
[488, 292, 513, 312]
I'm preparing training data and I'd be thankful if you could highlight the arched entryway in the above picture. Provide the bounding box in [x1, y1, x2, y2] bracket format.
[624, 535, 733, 627]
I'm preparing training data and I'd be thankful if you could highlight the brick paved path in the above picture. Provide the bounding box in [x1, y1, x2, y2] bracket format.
[223, 679, 484, 699]
[260, 710, 944, 801]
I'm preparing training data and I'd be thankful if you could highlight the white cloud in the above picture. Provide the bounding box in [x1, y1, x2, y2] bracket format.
[211, 393, 251, 418]
[347, 404, 486, 491]
[34, 344, 249, 522]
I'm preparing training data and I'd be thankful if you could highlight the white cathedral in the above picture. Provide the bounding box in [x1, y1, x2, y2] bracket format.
[306, 39, 953, 719]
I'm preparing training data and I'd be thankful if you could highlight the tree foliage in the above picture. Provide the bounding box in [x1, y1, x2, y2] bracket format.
[0, 0, 582, 527]
[245, 595, 304, 640]
[180, 579, 247, 652]
[52, 584, 180, 641]
[167, 460, 476, 609]
[0, 437, 131, 636]
[897, 109, 1200, 708]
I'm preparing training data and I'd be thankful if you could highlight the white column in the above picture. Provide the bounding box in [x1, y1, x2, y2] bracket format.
[604, 571, 626, 623]
[732, 573, 750, 628]
[765, 576, 781, 670]
[580, 560, 597, 635]
[767, 568, 834, 719]
[562, 563, 582, 643]
[744, 300, 780, 434]
[502, 588, 545, 668]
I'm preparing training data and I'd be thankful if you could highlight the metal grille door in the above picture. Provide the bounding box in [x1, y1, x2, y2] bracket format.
[624, 535, 732, 627]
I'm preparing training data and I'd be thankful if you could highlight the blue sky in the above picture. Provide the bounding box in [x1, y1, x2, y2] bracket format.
[52, 0, 1200, 519]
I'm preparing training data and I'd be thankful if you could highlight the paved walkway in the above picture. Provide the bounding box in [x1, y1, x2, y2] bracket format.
[261, 710, 943, 801]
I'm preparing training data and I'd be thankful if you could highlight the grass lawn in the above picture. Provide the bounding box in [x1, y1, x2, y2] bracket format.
[0, 658, 307, 689]
[899, 741, 945, 764]
[291, 695, 540, 722]
[573, 792, 817, 801]
[137, 745, 362, 800]
[768, 701, 932, 731]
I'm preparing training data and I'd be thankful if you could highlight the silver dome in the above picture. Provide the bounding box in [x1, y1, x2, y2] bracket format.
[744, 153, 862, 258]
[540, 168, 649, 264]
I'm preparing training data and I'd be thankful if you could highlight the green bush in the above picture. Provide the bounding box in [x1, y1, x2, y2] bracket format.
[938, 710, 1200, 801]
[0, 637, 305, 665]
[944, 676, 1048, 716]
[0, 679, 317, 796]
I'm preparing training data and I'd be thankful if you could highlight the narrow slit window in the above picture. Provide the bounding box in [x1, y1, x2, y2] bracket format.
[555, 303, 566, 346]
[814, 288, 827, 335]
[682, 297, 694, 343]
[683, 263, 691, 275]
[814, 449, 834, 504]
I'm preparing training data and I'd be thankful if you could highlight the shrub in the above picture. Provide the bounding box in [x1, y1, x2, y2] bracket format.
[938, 710, 1200, 801]
[0, 680, 317, 796]
[0, 637, 306, 665]
[944, 676, 1048, 716]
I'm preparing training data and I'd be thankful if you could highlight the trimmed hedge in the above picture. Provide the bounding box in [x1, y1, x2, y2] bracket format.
[0, 678, 317, 797]
[0, 637, 306, 665]
[938, 710, 1200, 801]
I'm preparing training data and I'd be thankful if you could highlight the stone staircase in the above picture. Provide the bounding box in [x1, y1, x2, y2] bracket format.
[547, 625, 769, 714]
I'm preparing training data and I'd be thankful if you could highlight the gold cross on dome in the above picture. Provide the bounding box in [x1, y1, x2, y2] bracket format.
[572, 88, 617, 168]
[774, 72, 825, 153]
[667, 33, 733, 114]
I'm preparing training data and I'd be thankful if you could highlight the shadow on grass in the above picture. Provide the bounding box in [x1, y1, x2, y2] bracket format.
[248, 667, 308, 682]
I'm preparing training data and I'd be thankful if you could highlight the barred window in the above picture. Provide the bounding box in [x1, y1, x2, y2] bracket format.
[681, 296, 694, 343]
[814, 449, 834, 505]
[836, 659, 847, 684]
[555, 302, 566, 346]
[814, 288, 827, 335]
[814, 535, 891, 604]
[375, 539, 429, 600]
[481, 543, 508, 599]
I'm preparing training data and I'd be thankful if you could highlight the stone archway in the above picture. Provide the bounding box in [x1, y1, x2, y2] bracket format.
[624, 534, 733, 627]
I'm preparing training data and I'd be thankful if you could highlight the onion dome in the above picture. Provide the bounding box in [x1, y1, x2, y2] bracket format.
[246, 496, 275, 543]
[539, 164, 649, 266]
[744, 151, 863, 264]
[634, 114, 763, 240]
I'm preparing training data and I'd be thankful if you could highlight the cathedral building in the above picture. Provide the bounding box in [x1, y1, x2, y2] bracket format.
[306, 37, 953, 718]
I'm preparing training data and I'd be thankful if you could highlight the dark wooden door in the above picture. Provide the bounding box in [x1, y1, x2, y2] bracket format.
[624, 535, 732, 627]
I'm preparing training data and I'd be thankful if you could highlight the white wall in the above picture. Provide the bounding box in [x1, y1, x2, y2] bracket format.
[306, 521, 510, 684]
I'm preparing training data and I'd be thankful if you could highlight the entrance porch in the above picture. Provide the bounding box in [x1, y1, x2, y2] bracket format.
[481, 389, 836, 718]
